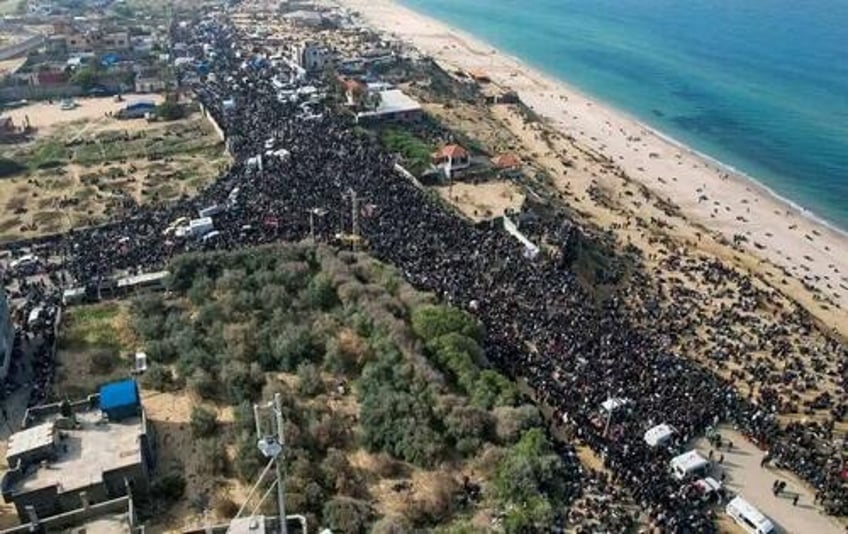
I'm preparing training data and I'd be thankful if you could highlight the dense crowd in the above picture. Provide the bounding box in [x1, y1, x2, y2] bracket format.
[2, 15, 845, 529]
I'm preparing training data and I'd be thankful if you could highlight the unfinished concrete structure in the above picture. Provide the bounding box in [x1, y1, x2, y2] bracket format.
[1, 380, 154, 523]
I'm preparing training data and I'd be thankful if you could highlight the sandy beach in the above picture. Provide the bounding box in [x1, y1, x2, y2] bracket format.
[332, 0, 848, 325]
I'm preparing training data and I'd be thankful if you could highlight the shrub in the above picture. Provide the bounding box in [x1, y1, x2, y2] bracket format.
[157, 100, 185, 121]
[492, 429, 570, 528]
[212, 496, 239, 519]
[371, 516, 412, 534]
[234, 434, 264, 482]
[140, 363, 174, 391]
[322, 497, 373, 534]
[470, 370, 519, 409]
[188, 368, 219, 400]
[222, 361, 265, 404]
[268, 326, 323, 372]
[190, 406, 217, 438]
[406, 473, 458, 526]
[197, 437, 228, 476]
[304, 273, 339, 311]
[0, 158, 25, 178]
[411, 305, 483, 343]
[296, 362, 324, 397]
[493, 404, 542, 444]
[89, 349, 119, 374]
[151, 472, 185, 501]
[444, 404, 493, 457]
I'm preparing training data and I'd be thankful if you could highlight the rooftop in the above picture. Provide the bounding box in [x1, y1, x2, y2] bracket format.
[433, 144, 468, 160]
[10, 410, 144, 496]
[357, 89, 421, 118]
[6, 422, 56, 462]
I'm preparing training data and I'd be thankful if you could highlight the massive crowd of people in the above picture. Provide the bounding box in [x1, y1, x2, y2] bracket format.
[2, 14, 845, 529]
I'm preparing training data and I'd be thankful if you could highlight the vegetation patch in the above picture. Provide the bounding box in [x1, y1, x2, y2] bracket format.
[128, 244, 572, 532]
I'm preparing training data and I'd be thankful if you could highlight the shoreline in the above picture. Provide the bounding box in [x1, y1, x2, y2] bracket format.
[332, 0, 848, 314]
[385, 1, 848, 237]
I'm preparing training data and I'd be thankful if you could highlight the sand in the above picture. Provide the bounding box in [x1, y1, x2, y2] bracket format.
[434, 180, 524, 222]
[3, 94, 165, 136]
[694, 427, 844, 534]
[332, 0, 848, 318]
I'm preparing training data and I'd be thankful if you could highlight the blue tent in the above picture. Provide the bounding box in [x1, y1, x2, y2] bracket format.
[99, 379, 140, 421]
[100, 53, 121, 67]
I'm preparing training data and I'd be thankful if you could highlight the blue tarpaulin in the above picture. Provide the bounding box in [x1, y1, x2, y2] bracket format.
[99, 379, 140, 421]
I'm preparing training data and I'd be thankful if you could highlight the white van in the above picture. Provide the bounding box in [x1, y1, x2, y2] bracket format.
[670, 450, 709, 480]
[726, 496, 776, 534]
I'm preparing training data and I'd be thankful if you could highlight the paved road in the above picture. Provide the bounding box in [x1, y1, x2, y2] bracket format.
[694, 427, 843, 534]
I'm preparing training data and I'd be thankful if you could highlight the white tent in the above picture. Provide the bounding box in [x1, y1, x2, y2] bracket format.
[601, 397, 631, 413]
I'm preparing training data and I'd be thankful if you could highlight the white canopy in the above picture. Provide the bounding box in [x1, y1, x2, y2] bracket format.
[601, 397, 631, 413]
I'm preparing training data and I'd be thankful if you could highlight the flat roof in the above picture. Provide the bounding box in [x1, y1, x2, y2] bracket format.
[11, 411, 144, 496]
[71, 513, 132, 534]
[358, 89, 421, 119]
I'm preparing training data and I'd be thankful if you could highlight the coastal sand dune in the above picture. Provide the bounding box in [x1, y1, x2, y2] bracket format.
[333, 0, 848, 320]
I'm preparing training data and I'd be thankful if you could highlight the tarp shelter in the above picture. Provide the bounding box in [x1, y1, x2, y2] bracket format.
[644, 423, 675, 447]
[600, 397, 631, 413]
[99, 379, 140, 421]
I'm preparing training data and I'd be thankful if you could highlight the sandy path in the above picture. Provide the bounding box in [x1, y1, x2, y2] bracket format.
[332, 0, 848, 315]
[694, 428, 843, 534]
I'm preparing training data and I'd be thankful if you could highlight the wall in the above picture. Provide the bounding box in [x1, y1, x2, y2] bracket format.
[0, 495, 133, 533]
[199, 102, 226, 143]
[0, 83, 85, 101]
[0, 34, 45, 62]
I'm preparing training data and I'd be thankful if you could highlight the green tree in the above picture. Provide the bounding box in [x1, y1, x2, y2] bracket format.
[157, 100, 185, 121]
[492, 429, 570, 530]
[322, 497, 373, 534]
[71, 66, 100, 90]
[296, 362, 324, 397]
[411, 305, 483, 342]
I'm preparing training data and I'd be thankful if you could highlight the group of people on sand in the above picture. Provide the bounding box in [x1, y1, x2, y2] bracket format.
[2, 15, 845, 529]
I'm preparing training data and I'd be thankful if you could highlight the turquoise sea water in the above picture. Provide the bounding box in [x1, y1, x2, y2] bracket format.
[401, 0, 848, 229]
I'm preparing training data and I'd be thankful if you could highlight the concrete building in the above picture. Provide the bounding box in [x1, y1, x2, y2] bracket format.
[0, 495, 142, 534]
[291, 41, 326, 73]
[0, 290, 14, 384]
[1, 380, 154, 522]
[354, 89, 423, 124]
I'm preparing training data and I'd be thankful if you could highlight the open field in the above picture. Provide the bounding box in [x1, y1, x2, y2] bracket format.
[434, 180, 524, 222]
[54, 302, 138, 400]
[0, 96, 229, 240]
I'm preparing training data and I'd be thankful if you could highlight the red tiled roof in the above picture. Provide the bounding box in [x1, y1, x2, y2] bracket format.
[433, 144, 468, 160]
[492, 153, 521, 169]
[342, 78, 364, 92]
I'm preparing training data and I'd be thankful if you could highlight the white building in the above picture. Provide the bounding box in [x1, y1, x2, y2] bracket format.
[355, 89, 423, 124]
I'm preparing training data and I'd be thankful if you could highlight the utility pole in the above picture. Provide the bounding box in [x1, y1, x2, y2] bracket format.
[254, 393, 287, 534]
[350, 189, 359, 243]
[307, 208, 327, 243]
